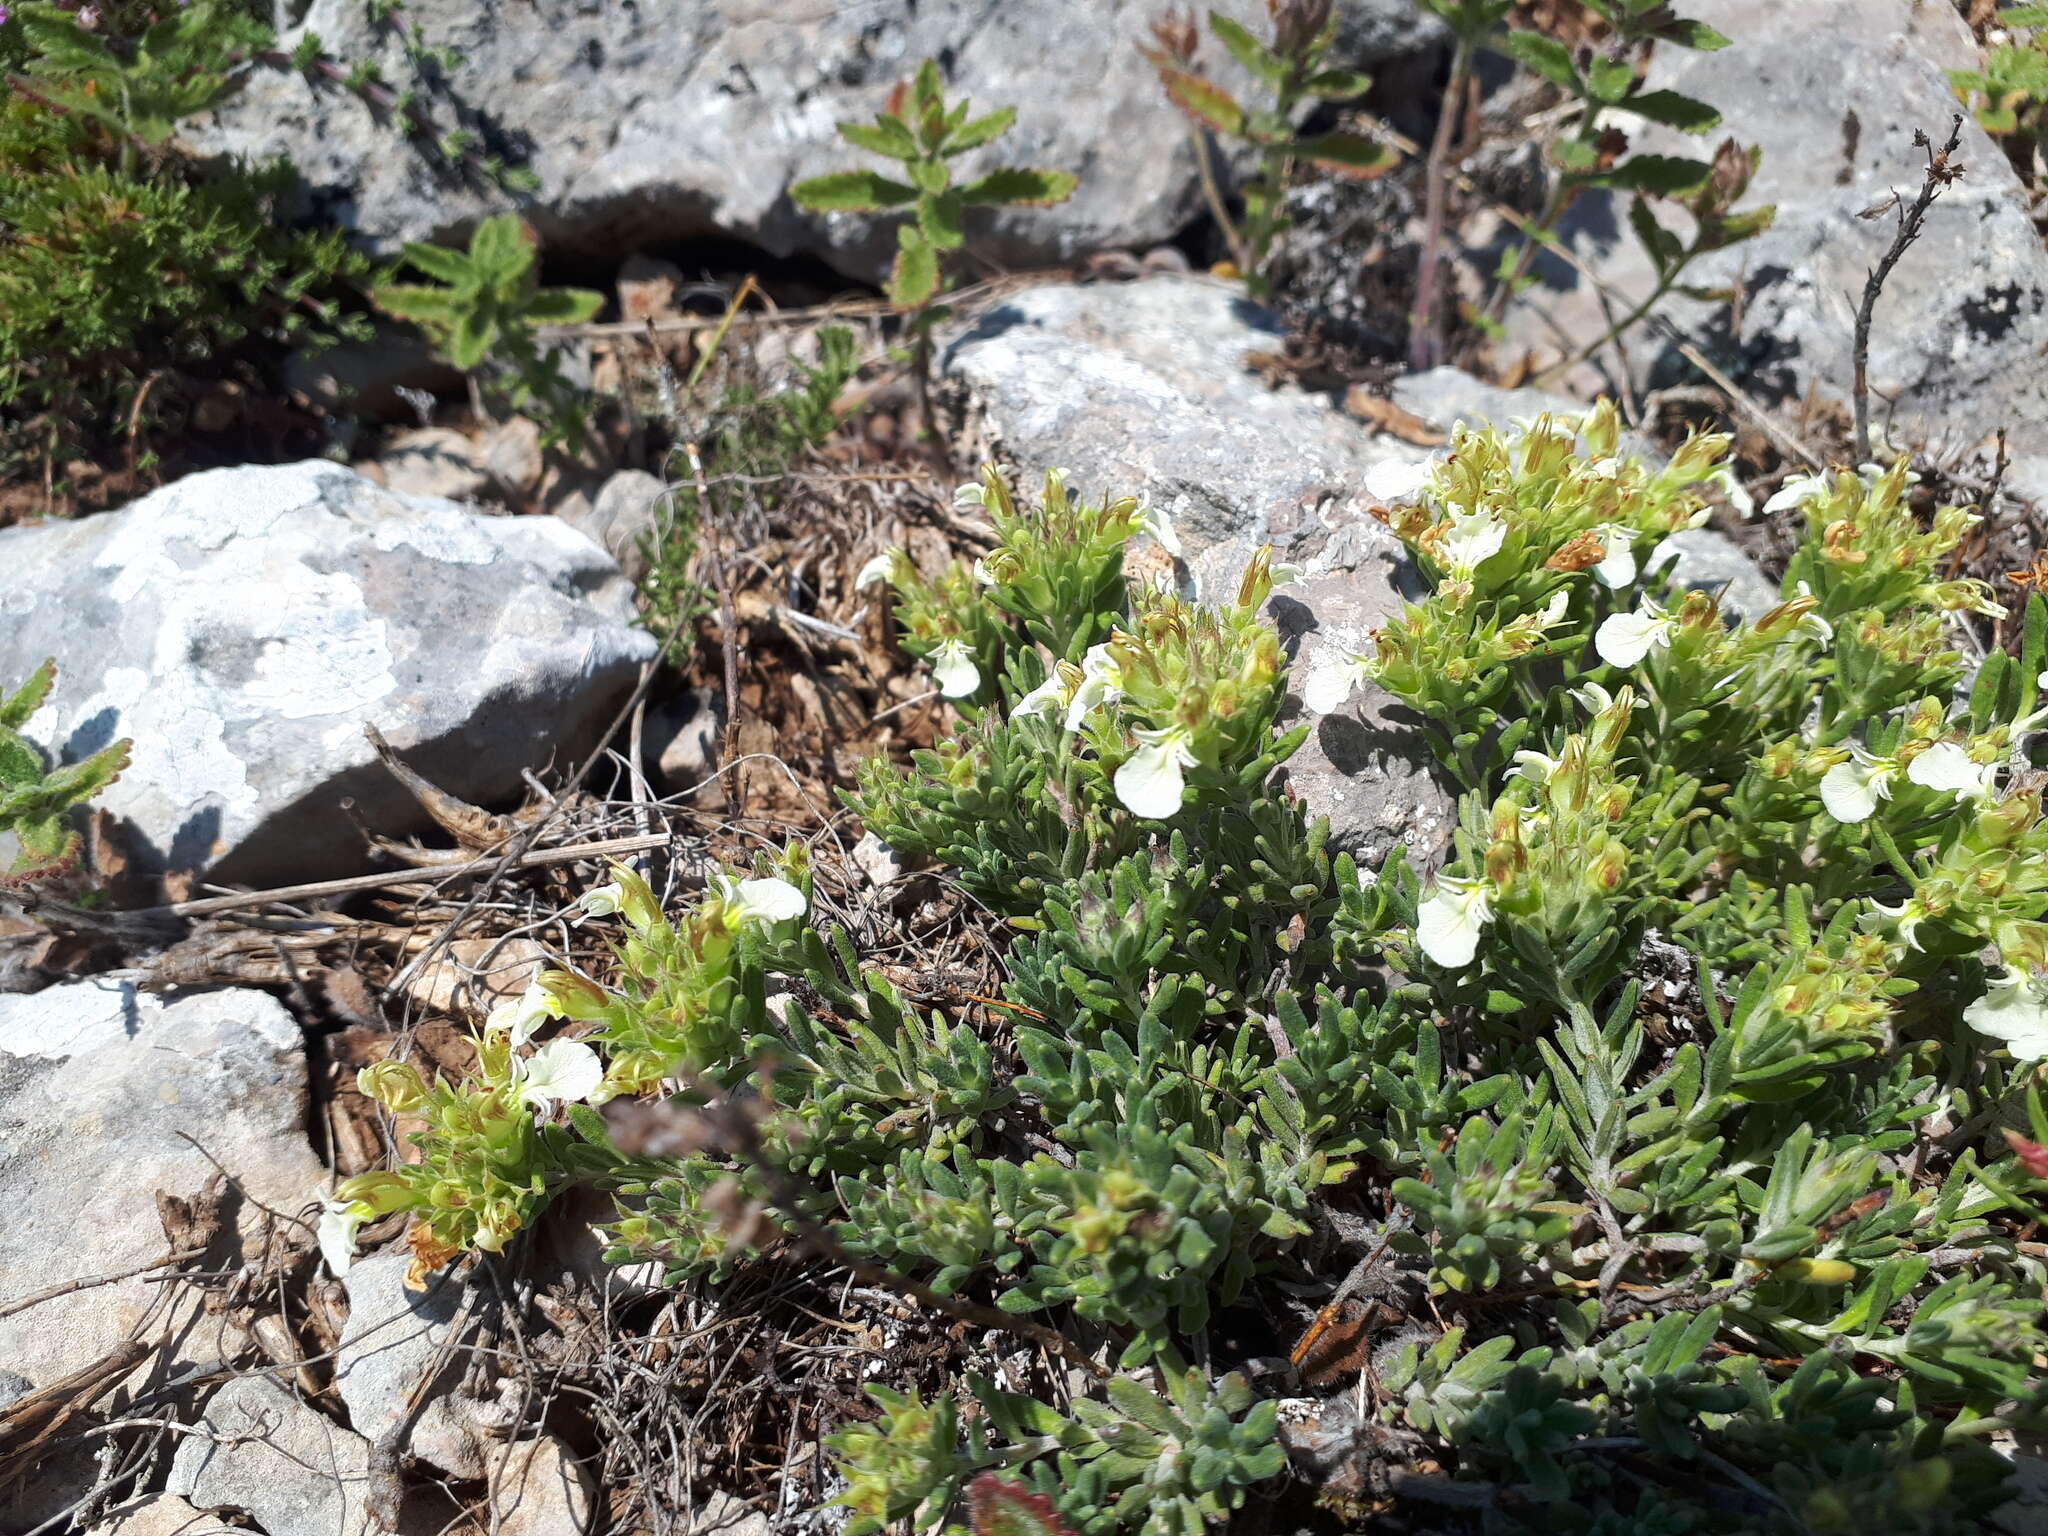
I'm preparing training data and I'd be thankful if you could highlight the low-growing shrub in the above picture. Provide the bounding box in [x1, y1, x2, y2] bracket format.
[339, 414, 2048, 1533]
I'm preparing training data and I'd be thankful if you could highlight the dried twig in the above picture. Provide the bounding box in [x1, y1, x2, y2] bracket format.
[1852, 117, 1965, 461]
[125, 832, 683, 921]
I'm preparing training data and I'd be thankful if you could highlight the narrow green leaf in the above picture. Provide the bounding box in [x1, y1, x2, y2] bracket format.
[1286, 129, 1397, 178]
[523, 287, 605, 325]
[1600, 153, 1712, 195]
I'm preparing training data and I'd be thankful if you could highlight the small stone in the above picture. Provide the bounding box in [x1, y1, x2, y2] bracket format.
[88, 1493, 214, 1536]
[489, 1436, 598, 1536]
[335, 1255, 488, 1479]
[403, 936, 549, 1017]
[617, 253, 685, 324]
[555, 467, 668, 583]
[485, 415, 546, 495]
[650, 686, 725, 790]
[692, 1489, 772, 1535]
[375, 426, 491, 502]
[0, 983, 321, 1393]
[851, 831, 902, 891]
[167, 1374, 376, 1536]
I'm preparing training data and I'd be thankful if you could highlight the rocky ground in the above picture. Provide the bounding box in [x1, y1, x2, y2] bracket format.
[6, 0, 2048, 1533]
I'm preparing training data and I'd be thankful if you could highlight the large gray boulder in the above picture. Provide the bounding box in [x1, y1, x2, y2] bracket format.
[0, 461, 655, 885]
[191, 1, 1440, 271]
[1504, 0, 2048, 454]
[0, 983, 321, 1392]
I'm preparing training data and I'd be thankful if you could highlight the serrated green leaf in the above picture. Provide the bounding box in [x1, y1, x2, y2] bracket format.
[957, 167, 1080, 207]
[1285, 129, 1396, 178]
[1622, 88, 1721, 133]
[838, 117, 919, 159]
[791, 169, 920, 211]
[1501, 30, 1579, 89]
[1152, 63, 1248, 136]
[1207, 13, 1285, 84]
[889, 226, 941, 309]
[942, 106, 1018, 155]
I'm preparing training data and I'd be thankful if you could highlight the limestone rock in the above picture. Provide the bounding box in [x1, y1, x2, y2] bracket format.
[940, 276, 1436, 581]
[334, 1256, 487, 1480]
[1270, 570, 1455, 874]
[1502, 0, 2048, 454]
[0, 460, 656, 885]
[192, 2, 1439, 274]
[167, 1375, 376, 1536]
[489, 1435, 599, 1536]
[0, 983, 320, 1392]
[89, 1494, 226, 1535]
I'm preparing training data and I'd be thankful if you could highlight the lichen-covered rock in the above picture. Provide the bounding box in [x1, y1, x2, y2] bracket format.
[0, 461, 655, 884]
[1504, 0, 2048, 454]
[192, 2, 1440, 272]
[0, 983, 321, 1391]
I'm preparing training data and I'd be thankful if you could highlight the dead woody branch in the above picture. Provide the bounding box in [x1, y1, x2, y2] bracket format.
[1852, 116, 1966, 461]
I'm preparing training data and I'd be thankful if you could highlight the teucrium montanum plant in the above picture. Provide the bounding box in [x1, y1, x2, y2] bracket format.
[353, 438, 2047, 1533]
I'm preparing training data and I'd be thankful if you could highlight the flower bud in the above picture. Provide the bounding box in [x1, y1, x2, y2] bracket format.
[359, 1061, 430, 1113]
[539, 969, 611, 1022]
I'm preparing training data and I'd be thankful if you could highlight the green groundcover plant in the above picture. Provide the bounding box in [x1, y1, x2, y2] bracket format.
[333, 414, 2048, 1534]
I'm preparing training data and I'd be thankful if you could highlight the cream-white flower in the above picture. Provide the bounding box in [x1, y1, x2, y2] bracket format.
[1512, 750, 1558, 785]
[931, 637, 981, 698]
[1569, 680, 1638, 717]
[1591, 524, 1638, 588]
[854, 551, 897, 590]
[1011, 671, 1070, 719]
[512, 1039, 605, 1110]
[1268, 562, 1304, 588]
[487, 980, 557, 1050]
[1964, 967, 2048, 1060]
[1819, 746, 1898, 823]
[1710, 466, 1756, 520]
[1594, 601, 1678, 668]
[1416, 876, 1492, 969]
[1113, 725, 1198, 819]
[1365, 458, 1435, 504]
[953, 480, 990, 510]
[1303, 651, 1371, 715]
[1065, 644, 1125, 731]
[716, 873, 809, 925]
[1870, 895, 1929, 951]
[318, 1199, 364, 1277]
[971, 557, 998, 588]
[1763, 471, 1831, 516]
[1906, 741, 1997, 802]
[577, 881, 625, 922]
[1135, 502, 1182, 557]
[1438, 510, 1508, 575]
